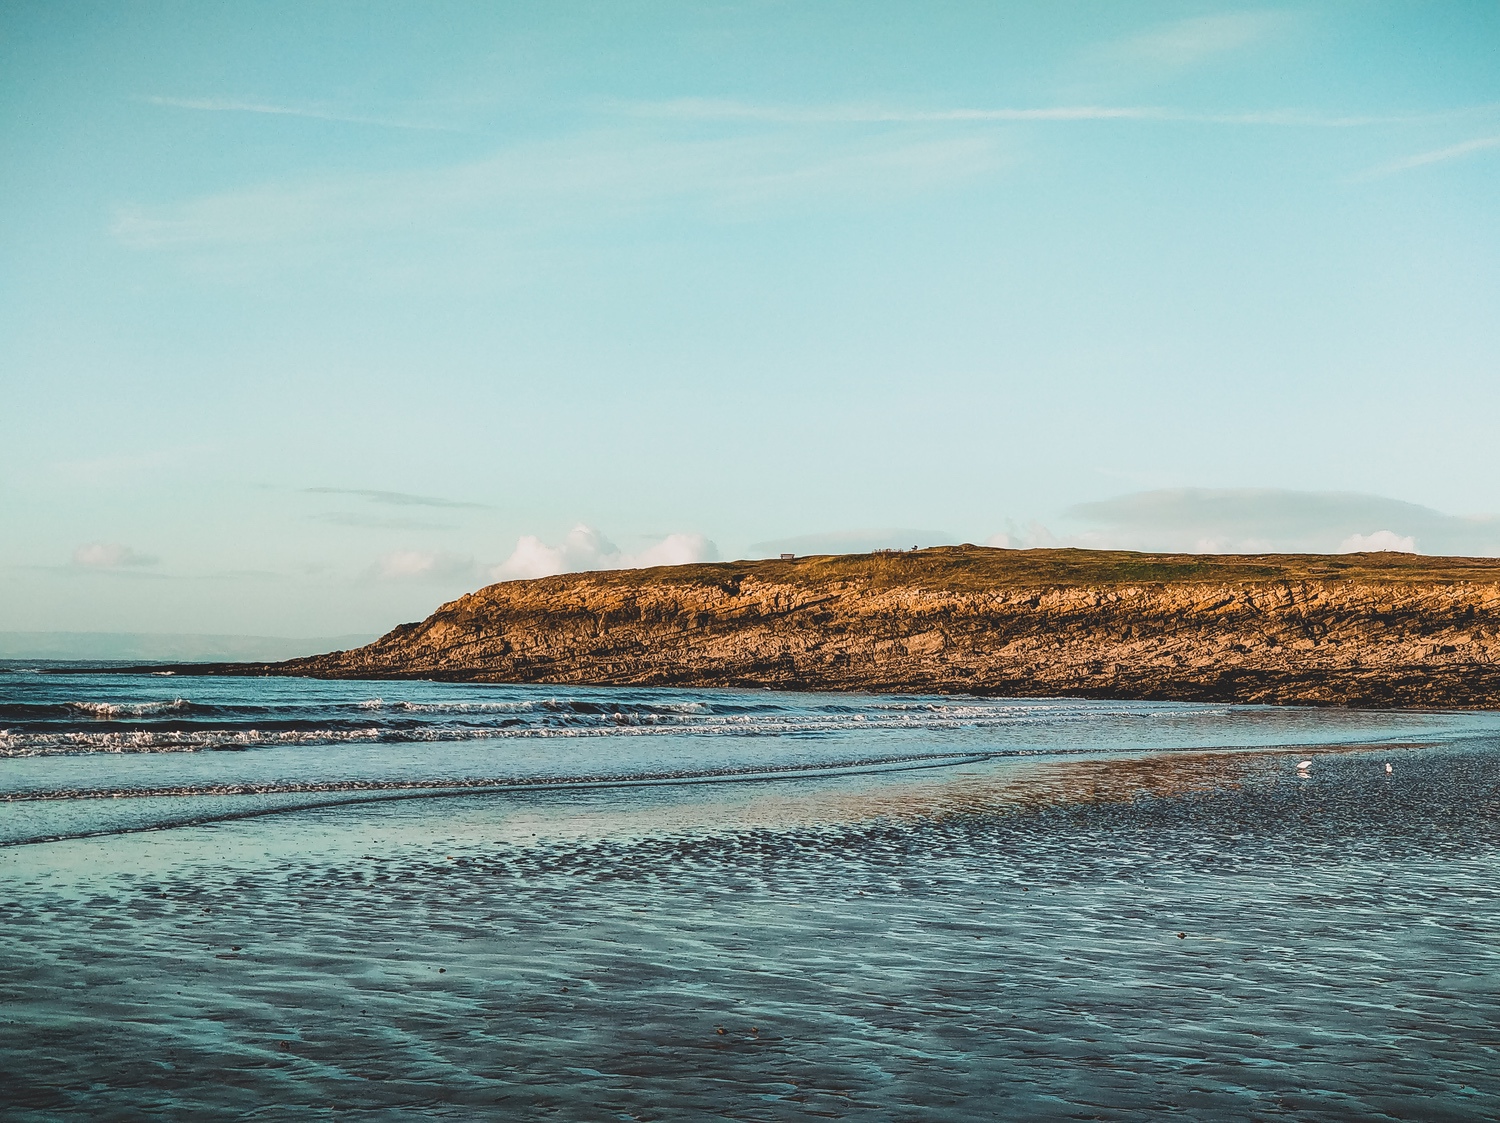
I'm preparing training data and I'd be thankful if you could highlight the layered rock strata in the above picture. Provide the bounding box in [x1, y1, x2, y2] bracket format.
[263, 547, 1500, 709]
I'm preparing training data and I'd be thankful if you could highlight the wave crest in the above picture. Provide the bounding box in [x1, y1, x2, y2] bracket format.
[66, 699, 192, 719]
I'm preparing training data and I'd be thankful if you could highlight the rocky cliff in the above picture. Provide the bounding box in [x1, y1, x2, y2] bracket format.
[268, 547, 1500, 708]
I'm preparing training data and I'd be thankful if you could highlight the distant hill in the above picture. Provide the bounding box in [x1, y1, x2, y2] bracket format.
[202, 546, 1500, 709]
[0, 631, 377, 663]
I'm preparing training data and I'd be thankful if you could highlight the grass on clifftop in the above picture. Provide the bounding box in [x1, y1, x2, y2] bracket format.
[476, 545, 1500, 599]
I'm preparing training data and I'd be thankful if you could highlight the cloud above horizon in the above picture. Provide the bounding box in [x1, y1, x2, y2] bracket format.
[1052, 488, 1500, 556]
[1338, 530, 1417, 554]
[370, 550, 477, 582]
[493, 525, 717, 581]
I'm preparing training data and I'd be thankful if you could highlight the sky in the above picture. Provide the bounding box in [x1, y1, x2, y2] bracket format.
[2, 1, 1498, 644]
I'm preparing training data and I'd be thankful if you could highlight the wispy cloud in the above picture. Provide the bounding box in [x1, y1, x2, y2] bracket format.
[72, 542, 159, 568]
[629, 97, 1460, 129]
[139, 95, 460, 132]
[304, 487, 492, 510]
[112, 99, 1500, 269]
[112, 128, 1010, 255]
[637, 99, 1169, 124]
[1103, 11, 1291, 72]
[1356, 136, 1500, 179]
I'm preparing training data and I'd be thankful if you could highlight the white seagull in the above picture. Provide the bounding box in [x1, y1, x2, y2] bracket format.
[1386, 763, 1393, 774]
[1297, 759, 1312, 771]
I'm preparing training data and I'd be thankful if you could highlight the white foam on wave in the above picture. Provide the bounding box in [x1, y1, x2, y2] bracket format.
[66, 699, 192, 719]
[0, 726, 389, 757]
[356, 699, 719, 715]
[0, 704, 1108, 757]
[388, 699, 538, 713]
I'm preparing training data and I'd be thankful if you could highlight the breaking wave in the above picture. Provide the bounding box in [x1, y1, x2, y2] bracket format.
[66, 699, 193, 718]
[0, 701, 1089, 757]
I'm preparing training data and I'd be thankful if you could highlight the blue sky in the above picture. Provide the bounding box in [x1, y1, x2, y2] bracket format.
[3, 2, 1498, 640]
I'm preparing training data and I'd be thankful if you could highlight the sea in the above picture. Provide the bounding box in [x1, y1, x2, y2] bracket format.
[3, 663, 1499, 1121]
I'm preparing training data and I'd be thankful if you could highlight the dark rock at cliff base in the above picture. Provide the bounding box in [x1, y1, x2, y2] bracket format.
[259, 546, 1500, 709]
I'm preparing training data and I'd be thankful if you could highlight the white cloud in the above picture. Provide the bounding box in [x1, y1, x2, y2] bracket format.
[628, 532, 718, 568]
[494, 529, 598, 581]
[372, 550, 476, 581]
[492, 524, 717, 581]
[1339, 530, 1417, 554]
[72, 542, 158, 568]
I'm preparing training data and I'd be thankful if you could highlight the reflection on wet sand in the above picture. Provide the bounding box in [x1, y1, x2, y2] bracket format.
[490, 741, 1435, 843]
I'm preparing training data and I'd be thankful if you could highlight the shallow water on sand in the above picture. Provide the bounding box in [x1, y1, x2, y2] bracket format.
[3, 669, 1500, 1120]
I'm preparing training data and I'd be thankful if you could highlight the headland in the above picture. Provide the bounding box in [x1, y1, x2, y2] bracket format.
[189, 546, 1500, 709]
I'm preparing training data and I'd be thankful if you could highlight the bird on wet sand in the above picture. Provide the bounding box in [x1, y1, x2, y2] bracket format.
[1386, 762, 1393, 774]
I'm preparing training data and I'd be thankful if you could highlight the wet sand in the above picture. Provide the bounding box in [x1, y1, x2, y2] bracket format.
[4, 740, 1499, 1121]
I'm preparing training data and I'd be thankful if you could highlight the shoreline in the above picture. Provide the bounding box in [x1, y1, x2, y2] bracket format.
[45, 662, 1500, 714]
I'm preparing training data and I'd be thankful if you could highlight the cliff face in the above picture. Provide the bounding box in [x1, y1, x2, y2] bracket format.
[282, 547, 1500, 708]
